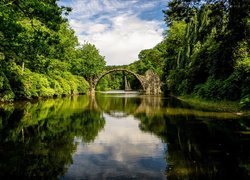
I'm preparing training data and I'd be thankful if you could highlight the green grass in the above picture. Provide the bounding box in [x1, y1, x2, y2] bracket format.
[178, 95, 245, 113]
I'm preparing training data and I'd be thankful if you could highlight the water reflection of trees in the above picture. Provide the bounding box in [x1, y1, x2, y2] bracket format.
[94, 94, 240, 119]
[90, 94, 249, 179]
[1, 95, 249, 179]
[0, 96, 105, 178]
[137, 112, 250, 180]
[94, 94, 249, 179]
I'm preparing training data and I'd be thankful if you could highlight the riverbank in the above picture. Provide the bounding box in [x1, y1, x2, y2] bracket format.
[177, 95, 249, 115]
[0, 65, 89, 102]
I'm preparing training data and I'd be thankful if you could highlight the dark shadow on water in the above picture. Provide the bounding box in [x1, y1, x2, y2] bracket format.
[0, 94, 249, 179]
[0, 96, 105, 178]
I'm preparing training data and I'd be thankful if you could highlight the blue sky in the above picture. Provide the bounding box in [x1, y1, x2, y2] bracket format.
[58, 0, 167, 65]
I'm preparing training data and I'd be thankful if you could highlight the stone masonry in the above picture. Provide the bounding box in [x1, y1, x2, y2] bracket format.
[89, 69, 162, 95]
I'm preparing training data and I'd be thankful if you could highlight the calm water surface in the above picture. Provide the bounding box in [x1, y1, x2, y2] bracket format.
[0, 92, 249, 179]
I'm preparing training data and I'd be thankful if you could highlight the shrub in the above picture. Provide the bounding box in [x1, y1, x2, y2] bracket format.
[0, 72, 15, 102]
[1, 62, 89, 101]
[61, 72, 79, 94]
[48, 74, 71, 95]
[240, 95, 250, 109]
[166, 69, 192, 95]
[48, 72, 89, 95]
[194, 77, 224, 100]
[47, 77, 64, 96]
[75, 76, 89, 94]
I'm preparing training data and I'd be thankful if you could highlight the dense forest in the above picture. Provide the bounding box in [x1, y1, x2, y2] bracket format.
[1, 0, 249, 108]
[0, 0, 105, 101]
[161, 0, 249, 107]
[119, 0, 249, 109]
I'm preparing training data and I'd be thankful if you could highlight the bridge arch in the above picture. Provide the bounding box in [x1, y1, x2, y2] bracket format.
[89, 68, 161, 95]
[94, 69, 146, 91]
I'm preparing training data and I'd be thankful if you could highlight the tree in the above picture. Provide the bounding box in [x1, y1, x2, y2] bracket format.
[161, 0, 250, 104]
[0, 0, 93, 101]
[0, 0, 70, 64]
[71, 43, 106, 82]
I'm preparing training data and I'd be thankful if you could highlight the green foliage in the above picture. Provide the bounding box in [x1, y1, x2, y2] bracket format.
[128, 41, 166, 77]
[161, 0, 250, 108]
[118, 41, 167, 91]
[240, 95, 250, 109]
[96, 71, 143, 91]
[98, 73, 124, 90]
[21, 70, 55, 98]
[60, 72, 89, 95]
[166, 69, 189, 95]
[0, 62, 89, 101]
[71, 43, 106, 81]
[55, 22, 79, 61]
[47, 72, 89, 97]
[47, 77, 64, 96]
[0, 0, 70, 66]
[0, 72, 15, 101]
[0, 1, 106, 101]
[96, 76, 110, 91]
[194, 77, 224, 100]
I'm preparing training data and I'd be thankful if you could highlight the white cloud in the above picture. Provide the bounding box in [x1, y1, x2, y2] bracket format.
[59, 0, 165, 65]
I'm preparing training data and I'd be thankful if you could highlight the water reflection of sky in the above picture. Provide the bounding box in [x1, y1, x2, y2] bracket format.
[61, 113, 167, 179]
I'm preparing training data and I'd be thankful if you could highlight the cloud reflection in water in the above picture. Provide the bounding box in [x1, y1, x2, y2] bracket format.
[62, 113, 167, 179]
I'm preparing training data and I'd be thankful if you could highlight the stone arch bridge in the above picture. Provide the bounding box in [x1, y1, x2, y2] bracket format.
[89, 69, 162, 95]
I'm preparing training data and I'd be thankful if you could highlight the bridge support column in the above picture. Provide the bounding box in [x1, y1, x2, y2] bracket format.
[142, 70, 162, 95]
[144, 85, 151, 95]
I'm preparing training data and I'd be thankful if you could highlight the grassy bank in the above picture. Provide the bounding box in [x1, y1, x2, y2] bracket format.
[177, 95, 248, 113]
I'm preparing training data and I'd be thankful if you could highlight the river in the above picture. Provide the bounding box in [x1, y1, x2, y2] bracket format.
[0, 91, 249, 179]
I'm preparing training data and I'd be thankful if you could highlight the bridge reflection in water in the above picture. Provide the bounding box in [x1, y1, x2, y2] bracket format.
[88, 92, 164, 117]
[0, 94, 249, 179]
[88, 92, 239, 119]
